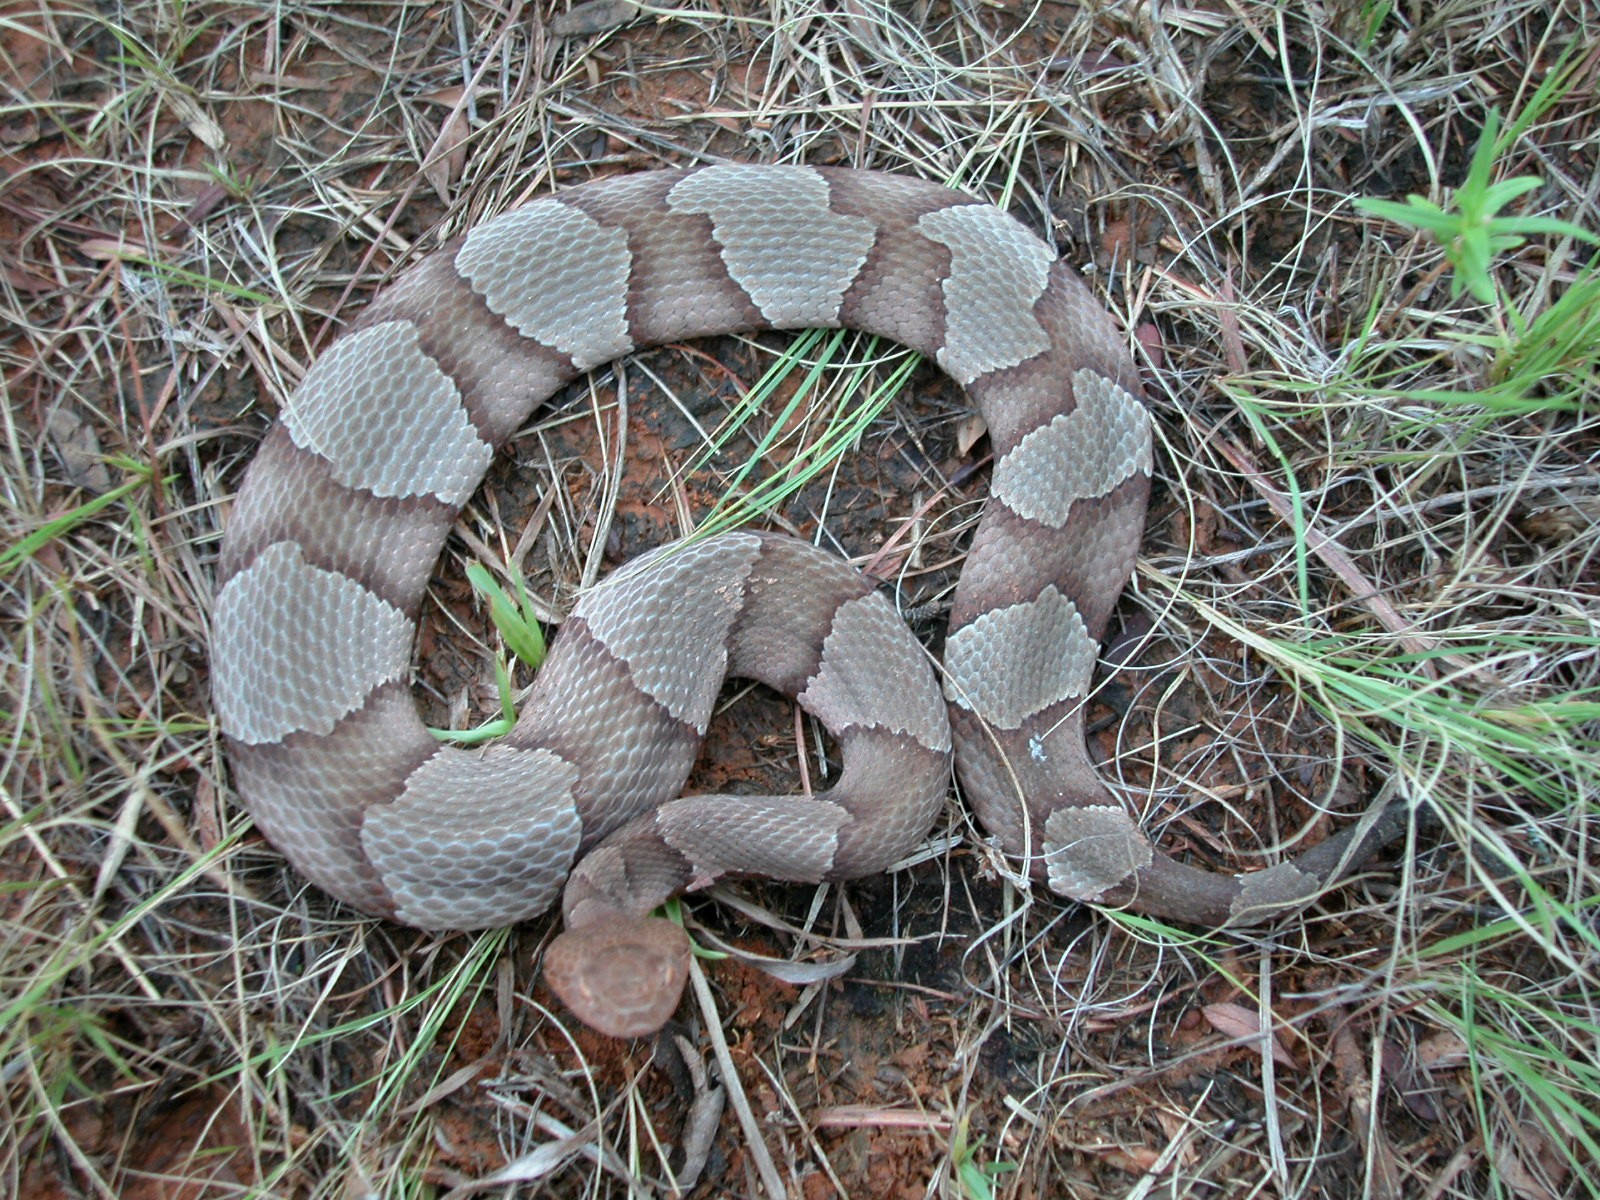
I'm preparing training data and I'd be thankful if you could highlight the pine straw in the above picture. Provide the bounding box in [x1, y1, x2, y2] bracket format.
[3, 1, 1597, 1196]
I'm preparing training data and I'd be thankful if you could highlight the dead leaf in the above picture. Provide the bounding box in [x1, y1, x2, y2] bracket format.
[1099, 1145, 1163, 1173]
[1134, 320, 1167, 370]
[549, 0, 640, 37]
[193, 775, 222, 853]
[955, 411, 987, 456]
[424, 108, 470, 199]
[1329, 1008, 1403, 1200]
[1200, 1001, 1296, 1068]
[1416, 1029, 1469, 1070]
[46, 406, 112, 492]
[1521, 496, 1600, 540]
[1380, 1040, 1441, 1123]
[1494, 1121, 1566, 1200]
[78, 235, 181, 262]
[167, 89, 225, 149]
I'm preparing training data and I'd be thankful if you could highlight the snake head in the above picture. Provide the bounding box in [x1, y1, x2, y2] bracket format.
[543, 915, 692, 1038]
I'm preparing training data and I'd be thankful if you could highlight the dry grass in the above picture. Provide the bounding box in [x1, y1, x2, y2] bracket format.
[3, 0, 1597, 1196]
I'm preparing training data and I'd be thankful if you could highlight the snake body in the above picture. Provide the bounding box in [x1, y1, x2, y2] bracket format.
[213, 166, 1399, 1037]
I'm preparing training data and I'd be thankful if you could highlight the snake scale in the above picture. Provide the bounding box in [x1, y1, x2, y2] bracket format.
[212, 165, 1404, 1037]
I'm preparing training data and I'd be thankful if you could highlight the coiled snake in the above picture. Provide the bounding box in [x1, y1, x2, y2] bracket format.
[213, 165, 1405, 1036]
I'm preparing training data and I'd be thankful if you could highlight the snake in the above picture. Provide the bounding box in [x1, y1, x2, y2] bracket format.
[212, 165, 1406, 1037]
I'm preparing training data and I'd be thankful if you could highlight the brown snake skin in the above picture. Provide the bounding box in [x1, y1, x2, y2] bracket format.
[212, 165, 1407, 1037]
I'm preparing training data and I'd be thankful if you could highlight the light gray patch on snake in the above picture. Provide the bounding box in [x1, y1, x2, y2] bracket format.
[914, 204, 1054, 384]
[364, 745, 584, 929]
[655, 795, 848, 883]
[992, 371, 1153, 527]
[799, 593, 951, 752]
[456, 199, 634, 369]
[283, 322, 491, 505]
[1228, 861, 1321, 924]
[576, 534, 764, 731]
[942, 585, 1095, 730]
[1043, 805, 1152, 900]
[213, 541, 412, 745]
[666, 165, 877, 327]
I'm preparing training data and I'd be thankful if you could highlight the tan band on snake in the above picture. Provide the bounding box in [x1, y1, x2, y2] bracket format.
[213, 165, 1405, 1038]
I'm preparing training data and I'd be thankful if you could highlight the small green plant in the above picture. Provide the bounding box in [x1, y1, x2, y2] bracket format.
[1341, 71, 1600, 416]
[465, 562, 547, 670]
[1354, 0, 1394, 52]
[949, 1114, 1018, 1199]
[1354, 109, 1596, 305]
[429, 562, 546, 744]
[1, 459, 160, 576]
[657, 896, 729, 962]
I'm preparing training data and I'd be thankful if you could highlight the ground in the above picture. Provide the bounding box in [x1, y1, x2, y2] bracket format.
[2, 1, 1597, 1197]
